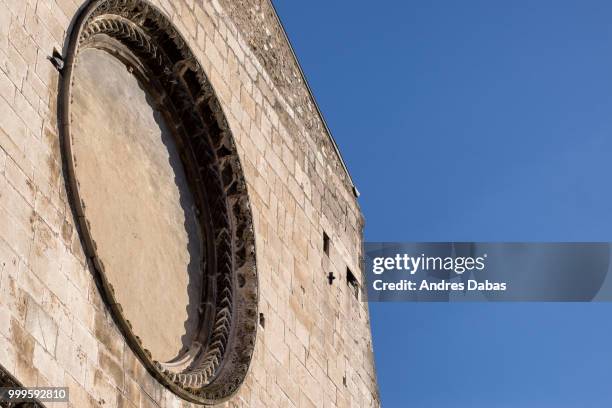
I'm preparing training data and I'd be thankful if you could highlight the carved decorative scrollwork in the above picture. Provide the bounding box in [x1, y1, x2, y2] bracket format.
[58, 0, 258, 404]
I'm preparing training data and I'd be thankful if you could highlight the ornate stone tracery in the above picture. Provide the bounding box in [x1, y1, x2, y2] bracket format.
[58, 0, 258, 403]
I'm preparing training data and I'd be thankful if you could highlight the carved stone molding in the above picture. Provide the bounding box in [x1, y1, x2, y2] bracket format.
[0, 365, 45, 407]
[58, 0, 258, 403]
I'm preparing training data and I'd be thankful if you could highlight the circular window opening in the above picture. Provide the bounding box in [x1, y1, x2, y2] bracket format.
[59, 1, 258, 403]
[72, 45, 206, 363]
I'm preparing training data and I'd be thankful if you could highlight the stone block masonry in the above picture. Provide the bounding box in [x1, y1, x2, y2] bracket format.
[0, 0, 380, 407]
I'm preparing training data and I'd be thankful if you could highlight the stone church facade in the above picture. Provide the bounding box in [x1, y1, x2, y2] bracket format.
[0, 0, 379, 407]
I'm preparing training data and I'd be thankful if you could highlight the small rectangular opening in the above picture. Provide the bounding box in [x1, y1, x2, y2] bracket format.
[323, 231, 330, 256]
[346, 267, 359, 300]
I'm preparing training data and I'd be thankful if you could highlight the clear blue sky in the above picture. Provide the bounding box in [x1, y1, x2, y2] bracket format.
[274, 1, 612, 407]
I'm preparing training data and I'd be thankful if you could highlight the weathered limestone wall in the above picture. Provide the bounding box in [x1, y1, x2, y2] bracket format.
[0, 0, 379, 407]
